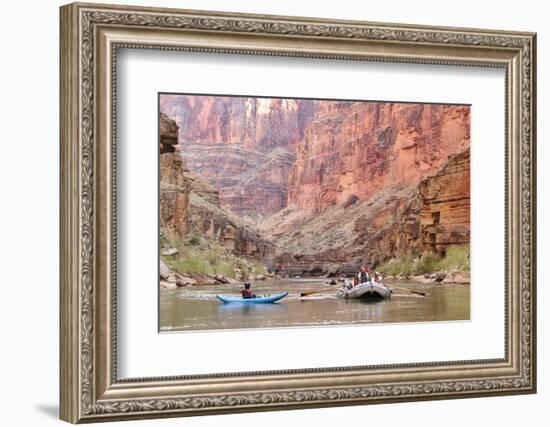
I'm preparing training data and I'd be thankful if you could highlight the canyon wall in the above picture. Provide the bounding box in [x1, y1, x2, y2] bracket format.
[271, 148, 470, 275]
[360, 148, 471, 267]
[160, 95, 315, 149]
[159, 113, 190, 238]
[160, 95, 316, 217]
[161, 96, 469, 220]
[260, 100, 470, 275]
[288, 102, 470, 211]
[159, 113, 273, 259]
[417, 148, 470, 251]
[160, 97, 471, 276]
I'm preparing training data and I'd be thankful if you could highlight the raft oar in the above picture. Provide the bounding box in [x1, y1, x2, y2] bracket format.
[385, 284, 426, 296]
[300, 287, 338, 298]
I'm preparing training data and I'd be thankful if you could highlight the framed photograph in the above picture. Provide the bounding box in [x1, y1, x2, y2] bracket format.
[60, 2, 537, 423]
[158, 93, 472, 332]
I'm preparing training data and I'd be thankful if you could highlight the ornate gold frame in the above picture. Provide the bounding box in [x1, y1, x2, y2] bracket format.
[60, 2, 537, 423]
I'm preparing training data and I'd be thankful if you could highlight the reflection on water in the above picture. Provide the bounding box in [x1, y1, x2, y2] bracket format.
[159, 278, 470, 332]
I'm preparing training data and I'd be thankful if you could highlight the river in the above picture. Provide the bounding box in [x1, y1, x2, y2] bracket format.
[159, 277, 470, 332]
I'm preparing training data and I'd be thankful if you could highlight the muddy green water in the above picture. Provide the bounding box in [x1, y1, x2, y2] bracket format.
[159, 278, 470, 332]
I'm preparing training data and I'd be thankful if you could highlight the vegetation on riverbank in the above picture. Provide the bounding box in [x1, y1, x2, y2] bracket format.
[377, 244, 470, 277]
[162, 232, 268, 279]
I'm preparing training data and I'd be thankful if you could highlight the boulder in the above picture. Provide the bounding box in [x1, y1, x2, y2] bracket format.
[159, 112, 179, 146]
[160, 280, 177, 289]
[413, 274, 432, 284]
[161, 248, 179, 257]
[214, 274, 230, 284]
[189, 273, 218, 285]
[175, 276, 196, 286]
[442, 272, 470, 284]
[433, 272, 447, 283]
[160, 259, 172, 280]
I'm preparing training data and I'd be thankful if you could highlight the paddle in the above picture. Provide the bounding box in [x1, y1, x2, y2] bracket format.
[385, 284, 426, 296]
[300, 287, 338, 297]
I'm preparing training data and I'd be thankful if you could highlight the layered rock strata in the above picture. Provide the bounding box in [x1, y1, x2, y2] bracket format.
[358, 148, 470, 267]
[270, 148, 470, 275]
[160, 95, 316, 216]
[288, 102, 470, 211]
[159, 112, 273, 259]
[159, 113, 190, 238]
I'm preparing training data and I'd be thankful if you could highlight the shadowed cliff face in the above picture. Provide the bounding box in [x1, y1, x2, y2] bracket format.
[159, 113, 189, 238]
[159, 113, 273, 260]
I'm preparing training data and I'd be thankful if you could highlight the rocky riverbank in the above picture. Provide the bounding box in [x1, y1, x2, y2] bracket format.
[383, 272, 470, 285]
[159, 234, 275, 289]
[375, 244, 470, 284]
[160, 256, 274, 289]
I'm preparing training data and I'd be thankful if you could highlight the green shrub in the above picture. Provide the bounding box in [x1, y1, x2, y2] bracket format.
[212, 261, 234, 277]
[377, 245, 470, 276]
[187, 234, 200, 246]
[173, 255, 211, 276]
[377, 255, 415, 276]
[250, 260, 268, 275]
[163, 234, 271, 279]
[205, 245, 228, 266]
[415, 253, 442, 274]
[436, 244, 470, 272]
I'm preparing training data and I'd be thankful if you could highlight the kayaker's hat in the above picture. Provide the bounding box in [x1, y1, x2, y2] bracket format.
[244, 282, 251, 289]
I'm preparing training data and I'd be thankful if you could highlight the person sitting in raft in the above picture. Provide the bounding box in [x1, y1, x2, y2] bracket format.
[240, 282, 256, 299]
[358, 266, 371, 284]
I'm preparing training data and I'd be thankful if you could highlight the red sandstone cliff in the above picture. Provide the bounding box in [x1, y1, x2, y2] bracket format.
[268, 148, 470, 275]
[359, 147, 470, 267]
[159, 113, 189, 238]
[160, 95, 316, 216]
[288, 102, 470, 211]
[160, 95, 315, 149]
[161, 96, 469, 219]
[258, 101, 470, 275]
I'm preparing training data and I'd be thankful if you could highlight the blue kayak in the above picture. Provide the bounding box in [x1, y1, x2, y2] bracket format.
[216, 292, 288, 304]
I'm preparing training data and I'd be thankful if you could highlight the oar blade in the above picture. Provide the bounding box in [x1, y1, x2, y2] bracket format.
[386, 284, 426, 296]
[300, 287, 338, 298]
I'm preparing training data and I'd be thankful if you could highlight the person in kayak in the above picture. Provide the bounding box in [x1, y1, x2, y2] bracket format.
[358, 266, 371, 284]
[240, 282, 256, 299]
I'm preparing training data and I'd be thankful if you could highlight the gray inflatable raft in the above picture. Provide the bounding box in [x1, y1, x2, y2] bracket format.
[337, 281, 392, 300]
